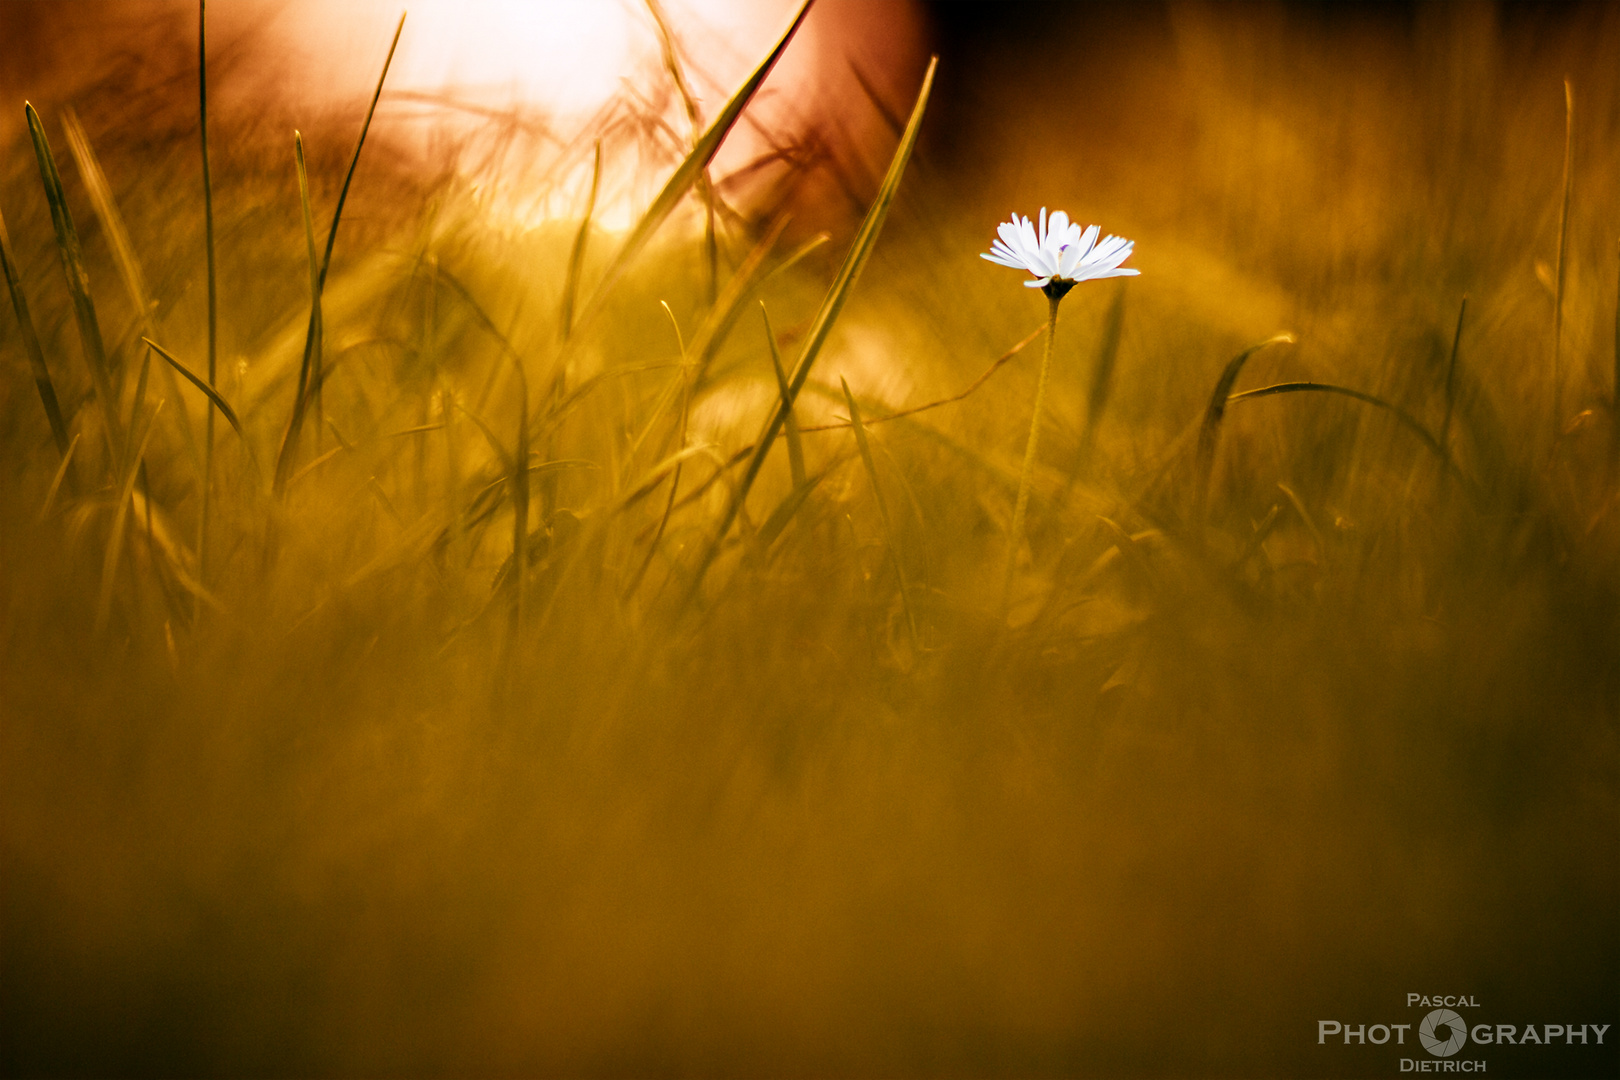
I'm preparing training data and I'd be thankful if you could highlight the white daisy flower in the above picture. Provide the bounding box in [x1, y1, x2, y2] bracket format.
[982, 208, 1140, 298]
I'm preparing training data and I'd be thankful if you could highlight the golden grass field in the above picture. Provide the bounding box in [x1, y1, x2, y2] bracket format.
[1, 2, 1616, 1076]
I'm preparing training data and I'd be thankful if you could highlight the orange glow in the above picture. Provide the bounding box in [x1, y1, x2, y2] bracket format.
[199, 0, 927, 230]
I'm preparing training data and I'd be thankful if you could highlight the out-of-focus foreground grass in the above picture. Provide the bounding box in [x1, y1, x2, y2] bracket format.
[1, 3, 1616, 1076]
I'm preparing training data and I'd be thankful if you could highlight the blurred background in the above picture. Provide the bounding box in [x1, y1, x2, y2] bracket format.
[1, 2, 1616, 1077]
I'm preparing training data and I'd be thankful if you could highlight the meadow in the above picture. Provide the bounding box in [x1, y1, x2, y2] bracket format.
[1, 2, 1616, 1076]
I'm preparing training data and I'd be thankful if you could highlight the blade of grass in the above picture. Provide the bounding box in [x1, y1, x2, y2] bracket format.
[796, 321, 1046, 434]
[429, 285, 531, 629]
[624, 301, 696, 596]
[1441, 295, 1467, 454]
[687, 214, 797, 388]
[40, 432, 81, 520]
[844, 375, 916, 650]
[573, 1, 813, 334]
[0, 204, 74, 466]
[27, 101, 123, 457]
[199, 0, 219, 585]
[1275, 482, 1328, 568]
[560, 139, 601, 341]
[756, 466, 830, 553]
[294, 130, 321, 449]
[95, 400, 162, 635]
[141, 337, 256, 469]
[684, 54, 938, 604]
[61, 107, 200, 469]
[1225, 380, 1481, 501]
[273, 12, 406, 493]
[124, 343, 152, 474]
[1552, 78, 1573, 436]
[624, 217, 799, 477]
[510, 369, 530, 636]
[762, 303, 805, 488]
[1195, 332, 1296, 507]
[645, 0, 718, 306]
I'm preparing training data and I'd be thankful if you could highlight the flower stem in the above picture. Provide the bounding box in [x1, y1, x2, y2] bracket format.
[1002, 292, 1061, 614]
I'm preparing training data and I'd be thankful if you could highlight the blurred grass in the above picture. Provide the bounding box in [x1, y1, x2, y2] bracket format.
[1, 3, 1617, 1077]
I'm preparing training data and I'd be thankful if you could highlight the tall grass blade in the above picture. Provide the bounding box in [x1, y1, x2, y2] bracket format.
[61, 109, 201, 469]
[294, 131, 321, 448]
[27, 101, 124, 456]
[684, 54, 938, 603]
[1552, 78, 1573, 435]
[273, 12, 406, 493]
[560, 140, 601, 341]
[199, 0, 218, 584]
[844, 376, 917, 651]
[1441, 296, 1467, 454]
[762, 303, 805, 488]
[0, 204, 74, 465]
[573, 1, 812, 334]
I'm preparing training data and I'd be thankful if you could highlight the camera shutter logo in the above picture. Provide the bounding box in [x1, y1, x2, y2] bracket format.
[1419, 1008, 1468, 1057]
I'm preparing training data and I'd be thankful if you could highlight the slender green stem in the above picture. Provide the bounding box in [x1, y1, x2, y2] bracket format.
[1002, 293, 1060, 613]
[1553, 79, 1573, 440]
[198, 0, 217, 586]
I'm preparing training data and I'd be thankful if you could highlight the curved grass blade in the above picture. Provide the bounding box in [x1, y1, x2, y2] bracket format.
[274, 12, 406, 493]
[573, 1, 812, 334]
[0, 204, 74, 465]
[27, 101, 123, 456]
[796, 321, 1045, 434]
[684, 54, 938, 604]
[1195, 332, 1295, 495]
[141, 337, 257, 473]
[1225, 380, 1482, 502]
